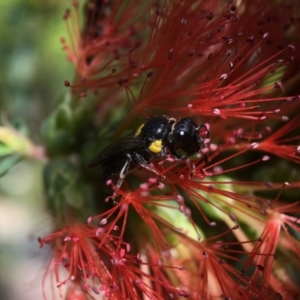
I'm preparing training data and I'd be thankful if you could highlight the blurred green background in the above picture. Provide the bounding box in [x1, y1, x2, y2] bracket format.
[0, 1, 73, 299]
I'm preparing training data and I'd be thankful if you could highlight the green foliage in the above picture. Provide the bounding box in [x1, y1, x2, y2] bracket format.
[43, 157, 87, 222]
[0, 154, 22, 177]
[0, 124, 35, 177]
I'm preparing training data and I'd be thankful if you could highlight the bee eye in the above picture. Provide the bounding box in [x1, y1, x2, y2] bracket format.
[179, 130, 185, 136]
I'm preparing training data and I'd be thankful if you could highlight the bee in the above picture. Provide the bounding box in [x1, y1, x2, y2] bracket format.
[88, 116, 210, 189]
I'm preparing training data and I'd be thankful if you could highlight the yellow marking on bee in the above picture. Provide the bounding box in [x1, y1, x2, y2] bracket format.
[149, 140, 162, 153]
[135, 124, 144, 136]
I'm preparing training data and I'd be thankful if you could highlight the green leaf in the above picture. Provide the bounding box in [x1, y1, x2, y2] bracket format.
[56, 103, 72, 129]
[0, 126, 34, 156]
[0, 154, 22, 177]
[43, 157, 86, 215]
[43, 158, 78, 195]
[0, 140, 13, 156]
[41, 112, 75, 155]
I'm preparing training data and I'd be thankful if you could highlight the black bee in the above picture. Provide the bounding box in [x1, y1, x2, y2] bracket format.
[88, 116, 210, 189]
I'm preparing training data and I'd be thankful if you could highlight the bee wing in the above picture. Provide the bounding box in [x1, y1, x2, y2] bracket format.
[87, 134, 145, 171]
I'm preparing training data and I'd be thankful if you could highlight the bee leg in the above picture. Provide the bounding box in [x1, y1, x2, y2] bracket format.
[167, 147, 195, 178]
[133, 152, 164, 179]
[115, 155, 132, 189]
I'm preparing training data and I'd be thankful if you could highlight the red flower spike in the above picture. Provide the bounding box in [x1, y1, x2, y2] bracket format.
[62, 0, 300, 125]
[242, 204, 300, 299]
[40, 121, 299, 299]
[92, 181, 187, 252]
[158, 228, 278, 299]
[40, 224, 125, 299]
[199, 114, 300, 168]
[257, 115, 300, 163]
[39, 0, 300, 298]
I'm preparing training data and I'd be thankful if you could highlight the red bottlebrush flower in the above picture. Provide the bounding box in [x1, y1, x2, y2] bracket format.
[63, 0, 299, 120]
[242, 198, 300, 299]
[256, 115, 300, 163]
[39, 0, 300, 299]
